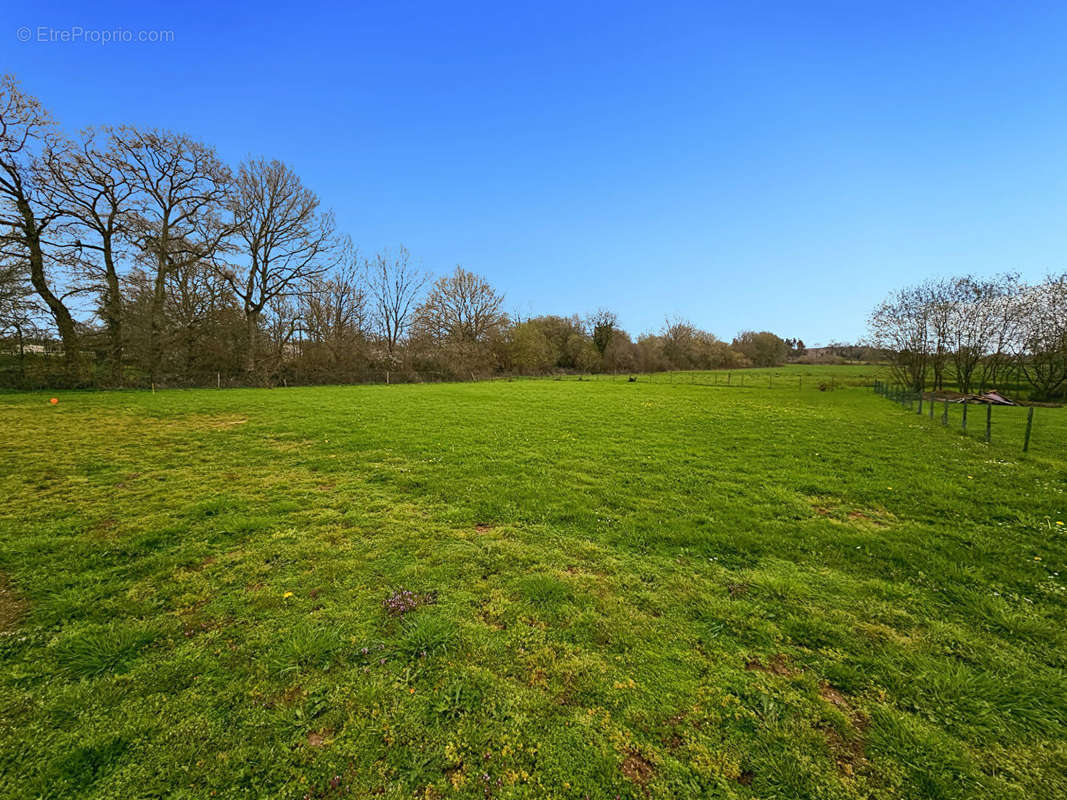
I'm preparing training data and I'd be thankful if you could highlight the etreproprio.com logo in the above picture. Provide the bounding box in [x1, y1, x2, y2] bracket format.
[16, 26, 175, 44]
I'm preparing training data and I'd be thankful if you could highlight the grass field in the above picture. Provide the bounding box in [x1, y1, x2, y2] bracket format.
[1, 366, 1065, 799]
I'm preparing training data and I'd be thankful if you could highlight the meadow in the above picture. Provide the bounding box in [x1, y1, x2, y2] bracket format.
[0, 365, 1064, 799]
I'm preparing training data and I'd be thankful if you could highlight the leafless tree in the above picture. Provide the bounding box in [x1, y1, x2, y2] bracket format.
[866, 284, 932, 392]
[42, 128, 135, 383]
[926, 280, 953, 391]
[947, 275, 1014, 394]
[416, 266, 505, 344]
[0, 74, 81, 378]
[413, 266, 506, 376]
[109, 126, 234, 382]
[1018, 273, 1067, 399]
[367, 246, 427, 357]
[222, 157, 337, 372]
[300, 240, 369, 368]
[981, 279, 1025, 391]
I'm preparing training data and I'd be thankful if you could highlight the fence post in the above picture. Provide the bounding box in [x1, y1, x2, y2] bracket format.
[985, 404, 992, 443]
[962, 402, 968, 434]
[929, 395, 934, 419]
[942, 399, 949, 425]
[917, 394, 923, 414]
[1023, 407, 1034, 452]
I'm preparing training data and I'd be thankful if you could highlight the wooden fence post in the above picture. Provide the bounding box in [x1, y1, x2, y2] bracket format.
[962, 402, 968, 433]
[985, 404, 992, 443]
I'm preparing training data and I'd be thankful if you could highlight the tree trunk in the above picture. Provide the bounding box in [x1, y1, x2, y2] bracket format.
[148, 259, 167, 385]
[245, 310, 259, 373]
[18, 199, 80, 381]
[102, 241, 124, 386]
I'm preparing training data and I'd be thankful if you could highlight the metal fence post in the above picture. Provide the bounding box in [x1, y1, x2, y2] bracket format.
[985, 404, 992, 443]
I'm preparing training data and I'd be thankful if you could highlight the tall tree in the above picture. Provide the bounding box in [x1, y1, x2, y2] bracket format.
[1019, 274, 1067, 399]
[0, 74, 80, 379]
[43, 129, 135, 384]
[413, 266, 506, 375]
[416, 266, 506, 344]
[866, 285, 932, 393]
[222, 158, 337, 373]
[367, 246, 427, 358]
[299, 241, 369, 371]
[109, 127, 233, 382]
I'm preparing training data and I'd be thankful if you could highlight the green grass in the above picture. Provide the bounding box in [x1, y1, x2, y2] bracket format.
[0, 368, 1064, 799]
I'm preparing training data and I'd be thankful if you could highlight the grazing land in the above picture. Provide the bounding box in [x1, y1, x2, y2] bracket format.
[0, 366, 1064, 799]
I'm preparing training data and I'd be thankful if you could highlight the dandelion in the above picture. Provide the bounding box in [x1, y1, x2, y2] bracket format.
[1034, 556, 1042, 561]
[1057, 521, 1064, 526]
[283, 591, 294, 599]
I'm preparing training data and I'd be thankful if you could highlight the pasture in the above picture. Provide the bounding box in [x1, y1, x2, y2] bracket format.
[0, 366, 1064, 799]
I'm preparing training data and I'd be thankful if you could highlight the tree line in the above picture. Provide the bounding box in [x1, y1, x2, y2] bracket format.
[866, 273, 1067, 400]
[1, 75, 802, 388]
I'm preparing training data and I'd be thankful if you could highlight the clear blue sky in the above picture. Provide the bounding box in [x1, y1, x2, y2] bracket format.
[7, 1, 1067, 345]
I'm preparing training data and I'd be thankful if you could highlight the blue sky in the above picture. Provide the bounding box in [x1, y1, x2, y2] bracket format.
[7, 1, 1067, 345]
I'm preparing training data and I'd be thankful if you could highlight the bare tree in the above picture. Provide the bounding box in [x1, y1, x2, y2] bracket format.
[947, 275, 1014, 394]
[109, 127, 234, 382]
[222, 157, 337, 373]
[1019, 274, 1067, 399]
[298, 239, 370, 377]
[42, 128, 135, 384]
[416, 266, 506, 344]
[413, 266, 506, 376]
[0, 74, 81, 378]
[866, 284, 932, 392]
[926, 280, 953, 391]
[367, 246, 427, 357]
[981, 278, 1025, 391]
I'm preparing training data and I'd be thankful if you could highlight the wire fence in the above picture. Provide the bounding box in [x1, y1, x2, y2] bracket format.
[872, 379, 1057, 455]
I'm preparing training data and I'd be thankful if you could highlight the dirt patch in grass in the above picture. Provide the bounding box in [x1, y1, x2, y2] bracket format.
[306, 730, 331, 748]
[745, 653, 797, 676]
[809, 496, 894, 527]
[474, 523, 494, 533]
[0, 574, 27, 632]
[818, 682, 869, 776]
[727, 582, 748, 598]
[621, 751, 654, 791]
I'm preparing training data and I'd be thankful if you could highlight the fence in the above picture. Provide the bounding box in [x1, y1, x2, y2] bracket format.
[872, 379, 1047, 453]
